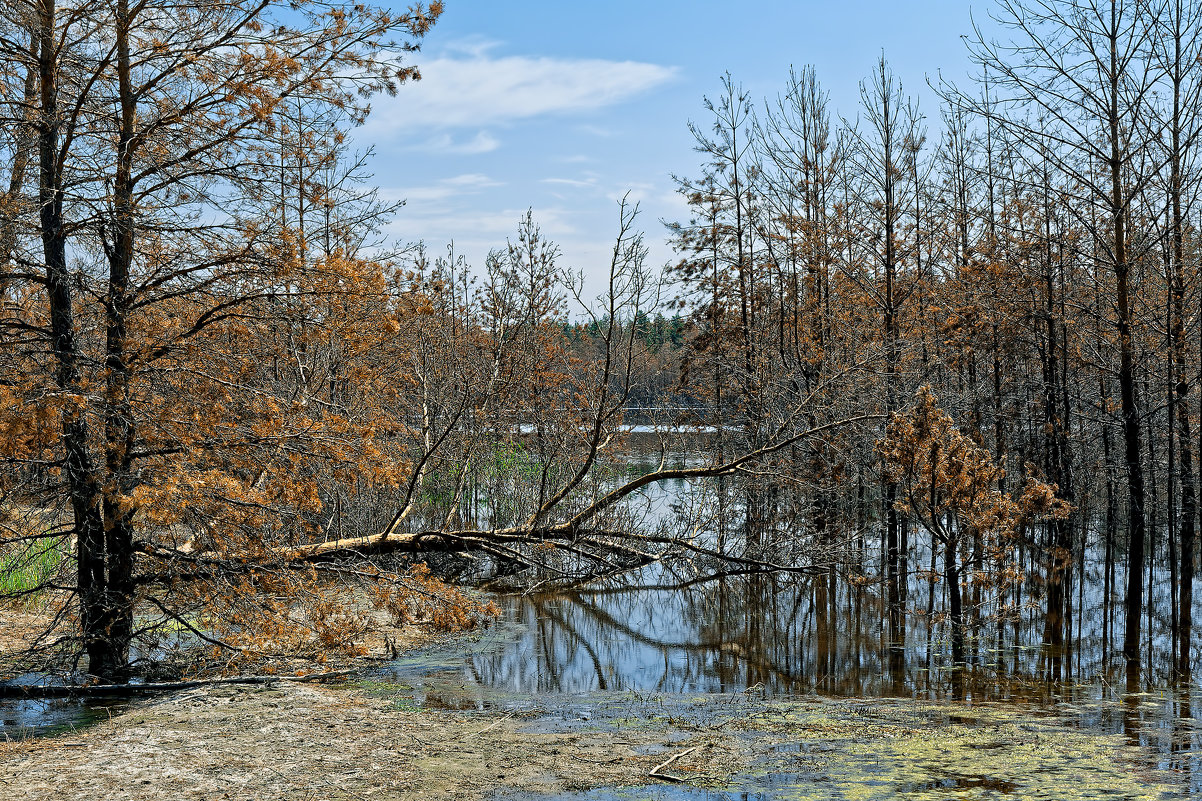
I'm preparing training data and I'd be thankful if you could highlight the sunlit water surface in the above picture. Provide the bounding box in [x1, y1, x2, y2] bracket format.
[375, 561, 1202, 798]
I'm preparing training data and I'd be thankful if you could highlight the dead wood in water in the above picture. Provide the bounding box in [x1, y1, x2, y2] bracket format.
[0, 669, 355, 699]
[648, 744, 703, 783]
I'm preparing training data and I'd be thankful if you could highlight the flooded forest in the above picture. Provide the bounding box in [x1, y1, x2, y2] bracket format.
[2, 0, 1202, 795]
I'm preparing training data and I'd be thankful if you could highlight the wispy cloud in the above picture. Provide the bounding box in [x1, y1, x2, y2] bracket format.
[442, 173, 501, 188]
[436, 35, 501, 58]
[367, 43, 679, 135]
[382, 173, 503, 205]
[575, 124, 615, 138]
[386, 206, 582, 263]
[541, 177, 598, 189]
[407, 131, 501, 155]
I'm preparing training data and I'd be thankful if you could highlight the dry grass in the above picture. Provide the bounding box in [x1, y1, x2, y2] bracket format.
[0, 681, 738, 800]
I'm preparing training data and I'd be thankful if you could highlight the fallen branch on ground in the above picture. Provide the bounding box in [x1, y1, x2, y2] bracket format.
[649, 744, 702, 783]
[0, 669, 355, 698]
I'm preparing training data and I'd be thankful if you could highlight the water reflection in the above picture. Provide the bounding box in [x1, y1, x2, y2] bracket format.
[471, 563, 1059, 699]
[422, 562, 1202, 794]
[0, 697, 124, 738]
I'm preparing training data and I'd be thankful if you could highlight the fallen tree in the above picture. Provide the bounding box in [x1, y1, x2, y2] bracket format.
[0, 670, 356, 699]
[0, 0, 867, 680]
[2, 172, 866, 681]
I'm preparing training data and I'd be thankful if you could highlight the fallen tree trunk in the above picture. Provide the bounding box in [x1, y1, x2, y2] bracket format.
[143, 413, 879, 568]
[0, 669, 355, 698]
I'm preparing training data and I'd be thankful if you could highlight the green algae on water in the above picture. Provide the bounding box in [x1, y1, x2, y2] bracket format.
[728, 699, 1176, 800]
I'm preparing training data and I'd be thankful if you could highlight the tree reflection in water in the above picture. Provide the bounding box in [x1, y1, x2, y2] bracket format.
[455, 561, 1202, 795]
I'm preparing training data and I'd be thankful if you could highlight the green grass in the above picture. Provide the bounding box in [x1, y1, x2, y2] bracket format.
[0, 539, 66, 597]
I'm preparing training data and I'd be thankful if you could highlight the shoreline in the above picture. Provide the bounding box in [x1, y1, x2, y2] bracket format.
[0, 644, 1183, 800]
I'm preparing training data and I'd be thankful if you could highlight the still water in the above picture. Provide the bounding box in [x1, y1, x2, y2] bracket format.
[378, 561, 1202, 796]
[409, 560, 1192, 699]
[4, 555, 1200, 797]
[0, 696, 124, 738]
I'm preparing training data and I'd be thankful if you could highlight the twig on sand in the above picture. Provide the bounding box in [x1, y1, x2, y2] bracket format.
[466, 712, 514, 739]
[648, 744, 702, 783]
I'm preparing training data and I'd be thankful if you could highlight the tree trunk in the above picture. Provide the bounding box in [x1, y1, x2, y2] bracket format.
[946, 534, 964, 667]
[36, 0, 114, 679]
[1167, 0, 1195, 684]
[97, 0, 140, 675]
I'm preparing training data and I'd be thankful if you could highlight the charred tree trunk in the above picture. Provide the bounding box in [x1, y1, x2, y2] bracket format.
[946, 533, 964, 667]
[36, 0, 113, 678]
[96, 0, 140, 675]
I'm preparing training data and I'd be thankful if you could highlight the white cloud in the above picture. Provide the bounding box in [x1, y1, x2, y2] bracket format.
[395, 206, 579, 239]
[541, 177, 598, 189]
[382, 173, 503, 205]
[437, 36, 501, 58]
[366, 45, 679, 135]
[575, 124, 615, 138]
[442, 173, 500, 187]
[384, 199, 678, 302]
[603, 182, 690, 221]
[407, 130, 501, 154]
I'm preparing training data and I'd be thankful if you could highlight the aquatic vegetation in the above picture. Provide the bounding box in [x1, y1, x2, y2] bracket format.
[495, 697, 1181, 800]
[728, 700, 1177, 800]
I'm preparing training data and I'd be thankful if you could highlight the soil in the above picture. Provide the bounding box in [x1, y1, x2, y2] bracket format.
[0, 606, 60, 665]
[0, 675, 1184, 800]
[0, 613, 1185, 800]
[0, 679, 751, 800]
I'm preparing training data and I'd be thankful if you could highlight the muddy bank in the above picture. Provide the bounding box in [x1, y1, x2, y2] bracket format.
[0, 680, 743, 800]
[0, 673, 1183, 800]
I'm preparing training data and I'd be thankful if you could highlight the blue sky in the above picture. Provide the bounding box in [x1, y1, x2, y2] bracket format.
[360, 1, 988, 301]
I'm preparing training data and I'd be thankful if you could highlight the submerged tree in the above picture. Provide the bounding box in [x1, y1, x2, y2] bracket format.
[880, 387, 1069, 667]
[961, 0, 1171, 686]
